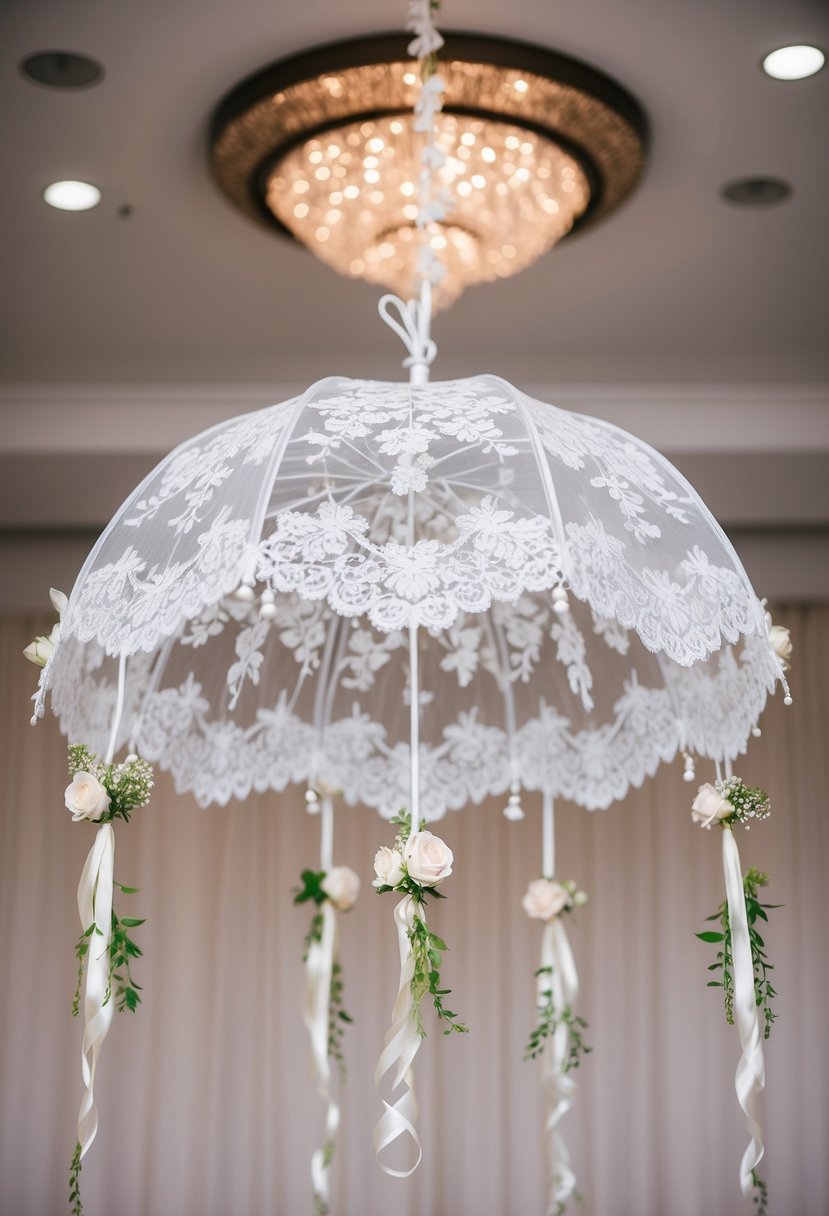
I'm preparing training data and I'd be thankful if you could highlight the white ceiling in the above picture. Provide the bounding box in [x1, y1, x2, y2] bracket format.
[0, 0, 828, 605]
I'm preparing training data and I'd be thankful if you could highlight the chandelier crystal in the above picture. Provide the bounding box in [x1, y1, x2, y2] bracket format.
[265, 113, 590, 307]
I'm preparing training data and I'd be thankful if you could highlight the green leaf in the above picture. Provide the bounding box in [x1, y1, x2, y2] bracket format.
[696, 931, 724, 943]
[119, 916, 146, 928]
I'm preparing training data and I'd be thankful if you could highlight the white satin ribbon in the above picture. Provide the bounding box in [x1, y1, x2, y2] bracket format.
[75, 823, 115, 1159]
[539, 915, 580, 1212]
[303, 900, 340, 1211]
[374, 895, 423, 1177]
[722, 826, 765, 1196]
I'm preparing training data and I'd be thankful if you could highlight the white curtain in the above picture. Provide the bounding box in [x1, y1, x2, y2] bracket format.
[1, 606, 827, 1216]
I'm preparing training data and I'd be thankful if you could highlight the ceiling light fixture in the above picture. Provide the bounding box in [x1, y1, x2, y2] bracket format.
[761, 44, 825, 80]
[210, 33, 647, 307]
[43, 180, 102, 211]
[721, 177, 792, 206]
[20, 50, 104, 90]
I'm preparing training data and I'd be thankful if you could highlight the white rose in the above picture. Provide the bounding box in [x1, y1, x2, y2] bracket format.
[65, 771, 110, 823]
[691, 782, 732, 827]
[23, 623, 60, 668]
[522, 878, 571, 921]
[321, 866, 360, 912]
[373, 846, 405, 889]
[768, 624, 792, 670]
[403, 831, 454, 887]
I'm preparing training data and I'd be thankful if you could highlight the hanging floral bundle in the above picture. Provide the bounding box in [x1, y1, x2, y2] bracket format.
[692, 773, 777, 1215]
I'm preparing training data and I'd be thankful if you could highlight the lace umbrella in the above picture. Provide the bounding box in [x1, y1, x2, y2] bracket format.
[29, 4, 791, 1213]
[34, 362, 788, 1205]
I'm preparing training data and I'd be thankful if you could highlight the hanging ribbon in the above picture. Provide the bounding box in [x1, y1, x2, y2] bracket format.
[721, 826, 765, 1196]
[374, 895, 423, 1177]
[303, 899, 340, 1211]
[538, 912, 580, 1211]
[75, 822, 116, 1159]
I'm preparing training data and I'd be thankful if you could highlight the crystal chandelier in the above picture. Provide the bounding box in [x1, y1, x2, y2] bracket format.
[210, 33, 647, 307]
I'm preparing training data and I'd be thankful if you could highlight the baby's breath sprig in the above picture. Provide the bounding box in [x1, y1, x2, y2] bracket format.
[697, 867, 780, 1038]
[717, 776, 771, 829]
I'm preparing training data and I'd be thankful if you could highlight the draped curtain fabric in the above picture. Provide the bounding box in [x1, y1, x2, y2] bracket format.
[1, 606, 827, 1216]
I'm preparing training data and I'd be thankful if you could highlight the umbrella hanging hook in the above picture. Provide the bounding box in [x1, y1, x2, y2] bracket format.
[378, 284, 437, 384]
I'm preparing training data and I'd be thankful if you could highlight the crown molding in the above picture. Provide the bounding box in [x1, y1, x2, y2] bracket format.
[0, 381, 827, 455]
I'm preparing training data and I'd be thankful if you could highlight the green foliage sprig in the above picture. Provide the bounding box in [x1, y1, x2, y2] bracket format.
[697, 867, 780, 1039]
[293, 870, 354, 1070]
[751, 1168, 769, 1216]
[525, 966, 592, 1069]
[375, 810, 467, 1037]
[72, 881, 145, 1017]
[69, 1142, 83, 1216]
[68, 744, 153, 824]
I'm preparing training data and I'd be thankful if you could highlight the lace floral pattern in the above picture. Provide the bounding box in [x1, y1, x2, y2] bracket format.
[256, 495, 563, 632]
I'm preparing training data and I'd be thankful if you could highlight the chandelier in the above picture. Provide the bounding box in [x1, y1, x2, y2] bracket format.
[28, 5, 792, 1215]
[210, 34, 647, 306]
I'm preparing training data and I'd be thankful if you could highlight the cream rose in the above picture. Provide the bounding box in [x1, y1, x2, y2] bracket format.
[65, 772, 110, 823]
[403, 831, 454, 887]
[373, 846, 405, 889]
[769, 624, 792, 670]
[522, 878, 571, 921]
[23, 624, 60, 668]
[691, 782, 732, 827]
[321, 866, 361, 912]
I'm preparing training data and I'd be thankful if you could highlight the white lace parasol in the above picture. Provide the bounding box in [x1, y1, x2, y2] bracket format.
[36, 372, 785, 816]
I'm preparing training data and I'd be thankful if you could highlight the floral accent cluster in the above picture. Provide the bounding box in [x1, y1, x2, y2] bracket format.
[768, 623, 792, 670]
[23, 587, 66, 667]
[523, 876, 591, 1072]
[294, 866, 361, 917]
[522, 877, 588, 922]
[66, 744, 154, 825]
[375, 812, 466, 1037]
[691, 777, 771, 830]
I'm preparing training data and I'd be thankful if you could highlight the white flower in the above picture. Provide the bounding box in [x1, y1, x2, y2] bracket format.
[321, 866, 360, 912]
[23, 587, 67, 667]
[403, 830, 454, 886]
[769, 624, 792, 670]
[373, 845, 405, 888]
[691, 782, 732, 827]
[522, 878, 571, 921]
[23, 624, 60, 668]
[65, 771, 110, 823]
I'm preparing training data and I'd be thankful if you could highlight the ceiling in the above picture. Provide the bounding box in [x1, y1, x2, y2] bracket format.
[0, 0, 828, 605]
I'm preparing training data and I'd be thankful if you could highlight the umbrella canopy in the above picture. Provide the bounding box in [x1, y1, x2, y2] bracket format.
[37, 373, 784, 816]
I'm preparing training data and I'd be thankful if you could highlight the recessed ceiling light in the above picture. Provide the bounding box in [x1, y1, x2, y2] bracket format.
[43, 180, 102, 211]
[761, 44, 825, 80]
[720, 177, 792, 206]
[20, 51, 104, 89]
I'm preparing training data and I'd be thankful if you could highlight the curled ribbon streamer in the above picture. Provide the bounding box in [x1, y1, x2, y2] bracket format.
[303, 901, 340, 1210]
[374, 896, 423, 1177]
[76, 823, 116, 1159]
[539, 917, 580, 1212]
[722, 827, 765, 1196]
